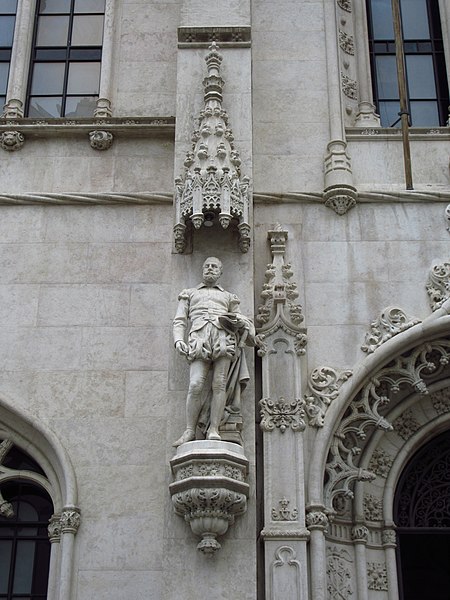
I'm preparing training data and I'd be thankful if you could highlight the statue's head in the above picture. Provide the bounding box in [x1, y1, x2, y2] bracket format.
[202, 257, 223, 284]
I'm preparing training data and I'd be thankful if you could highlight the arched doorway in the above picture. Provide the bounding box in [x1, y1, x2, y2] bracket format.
[394, 430, 450, 600]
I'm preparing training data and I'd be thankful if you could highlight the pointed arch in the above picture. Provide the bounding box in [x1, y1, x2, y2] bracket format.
[308, 303, 450, 509]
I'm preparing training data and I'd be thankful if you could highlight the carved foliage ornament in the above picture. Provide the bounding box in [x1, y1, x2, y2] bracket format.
[304, 366, 352, 427]
[368, 448, 394, 478]
[426, 262, 450, 310]
[339, 30, 355, 54]
[341, 73, 357, 99]
[173, 43, 251, 254]
[367, 562, 388, 591]
[324, 339, 450, 510]
[361, 306, 421, 354]
[89, 130, 114, 150]
[260, 397, 306, 433]
[351, 524, 369, 542]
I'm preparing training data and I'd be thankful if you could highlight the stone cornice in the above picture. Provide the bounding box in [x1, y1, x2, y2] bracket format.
[346, 126, 450, 141]
[0, 116, 175, 139]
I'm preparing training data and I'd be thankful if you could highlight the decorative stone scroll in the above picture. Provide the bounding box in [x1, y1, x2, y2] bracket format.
[426, 262, 450, 310]
[361, 306, 421, 354]
[324, 339, 450, 511]
[170, 441, 249, 555]
[304, 366, 352, 427]
[260, 397, 306, 433]
[173, 43, 251, 253]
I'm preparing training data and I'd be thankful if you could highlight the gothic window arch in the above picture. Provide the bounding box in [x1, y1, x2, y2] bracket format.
[394, 429, 450, 599]
[0, 440, 54, 600]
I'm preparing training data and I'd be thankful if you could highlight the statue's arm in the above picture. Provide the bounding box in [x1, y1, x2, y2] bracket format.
[173, 290, 190, 355]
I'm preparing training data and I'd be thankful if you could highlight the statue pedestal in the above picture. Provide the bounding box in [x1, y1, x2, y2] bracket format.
[169, 440, 249, 555]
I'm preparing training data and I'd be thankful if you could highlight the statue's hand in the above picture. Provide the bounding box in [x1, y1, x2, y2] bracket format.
[175, 340, 188, 356]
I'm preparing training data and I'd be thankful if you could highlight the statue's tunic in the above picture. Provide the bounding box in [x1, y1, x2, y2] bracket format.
[173, 283, 240, 362]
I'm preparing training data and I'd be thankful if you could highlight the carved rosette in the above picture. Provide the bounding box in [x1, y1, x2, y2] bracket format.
[0, 130, 25, 151]
[260, 397, 306, 433]
[89, 130, 114, 150]
[426, 262, 450, 310]
[60, 508, 81, 534]
[304, 366, 352, 427]
[361, 306, 421, 353]
[173, 43, 251, 253]
[169, 441, 249, 555]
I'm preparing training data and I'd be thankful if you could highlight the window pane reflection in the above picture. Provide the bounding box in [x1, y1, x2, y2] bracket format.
[379, 101, 401, 126]
[67, 61, 100, 93]
[31, 62, 65, 94]
[74, 0, 105, 13]
[39, 0, 71, 13]
[2, 0, 18, 14]
[65, 95, 97, 116]
[36, 15, 69, 46]
[370, 0, 394, 39]
[0, 62, 9, 94]
[29, 96, 62, 117]
[410, 100, 439, 125]
[400, 0, 430, 39]
[12, 540, 34, 593]
[72, 15, 104, 45]
[0, 540, 12, 593]
[406, 55, 436, 98]
[0, 15, 16, 46]
[375, 55, 399, 98]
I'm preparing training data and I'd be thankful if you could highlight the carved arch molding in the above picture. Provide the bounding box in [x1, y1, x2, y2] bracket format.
[323, 336, 450, 515]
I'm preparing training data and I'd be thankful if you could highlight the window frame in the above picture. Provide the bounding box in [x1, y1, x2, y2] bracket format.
[366, 0, 450, 127]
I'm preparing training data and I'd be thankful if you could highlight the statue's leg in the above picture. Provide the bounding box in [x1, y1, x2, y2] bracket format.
[173, 360, 209, 447]
[208, 356, 232, 440]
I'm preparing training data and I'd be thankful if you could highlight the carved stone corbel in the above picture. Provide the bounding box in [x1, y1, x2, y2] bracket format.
[89, 130, 114, 150]
[169, 441, 249, 555]
[0, 130, 25, 151]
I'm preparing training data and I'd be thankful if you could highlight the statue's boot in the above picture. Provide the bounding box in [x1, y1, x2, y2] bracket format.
[207, 428, 221, 441]
[173, 428, 195, 447]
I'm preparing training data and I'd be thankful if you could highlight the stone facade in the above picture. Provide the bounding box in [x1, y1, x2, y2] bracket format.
[1, 0, 450, 599]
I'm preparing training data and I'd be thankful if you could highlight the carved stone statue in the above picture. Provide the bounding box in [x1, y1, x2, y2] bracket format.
[173, 257, 255, 446]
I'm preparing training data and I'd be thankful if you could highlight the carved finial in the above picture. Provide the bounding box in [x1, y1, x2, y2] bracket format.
[174, 44, 251, 253]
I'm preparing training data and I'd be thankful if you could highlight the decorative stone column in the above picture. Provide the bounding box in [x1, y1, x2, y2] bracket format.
[58, 507, 80, 600]
[257, 226, 309, 600]
[94, 0, 116, 117]
[306, 507, 329, 600]
[169, 440, 249, 555]
[47, 513, 62, 600]
[352, 524, 370, 600]
[383, 528, 400, 600]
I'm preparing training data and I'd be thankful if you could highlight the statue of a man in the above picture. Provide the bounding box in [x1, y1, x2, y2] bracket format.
[173, 257, 254, 447]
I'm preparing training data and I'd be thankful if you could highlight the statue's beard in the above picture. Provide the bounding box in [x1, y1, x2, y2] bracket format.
[203, 273, 219, 284]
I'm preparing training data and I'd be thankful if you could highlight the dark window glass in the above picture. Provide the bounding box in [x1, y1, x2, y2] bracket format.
[0, 480, 53, 600]
[0, 0, 17, 110]
[367, 0, 449, 126]
[27, 0, 104, 117]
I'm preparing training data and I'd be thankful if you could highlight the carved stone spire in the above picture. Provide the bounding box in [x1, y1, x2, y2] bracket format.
[174, 43, 251, 253]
